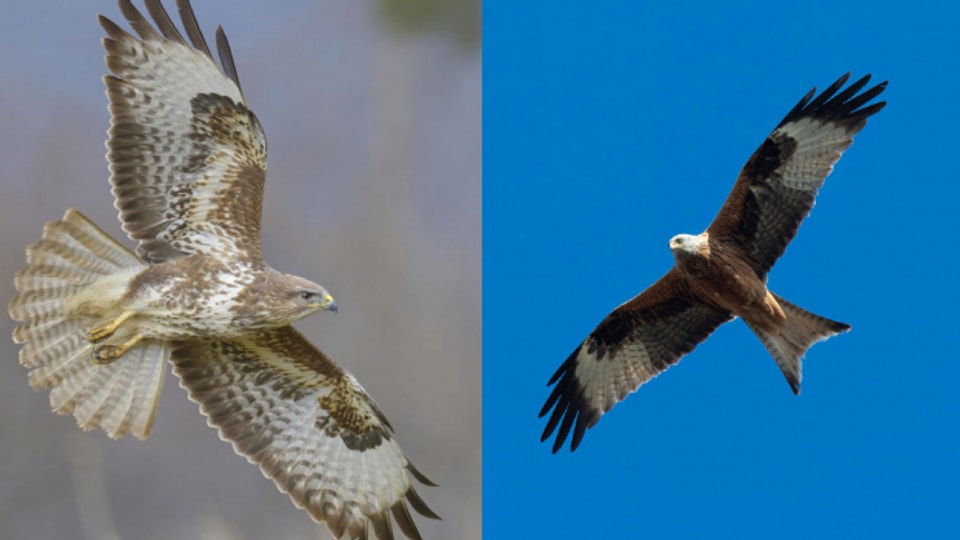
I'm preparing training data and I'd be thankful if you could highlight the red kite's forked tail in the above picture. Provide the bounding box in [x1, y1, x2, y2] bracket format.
[745, 293, 850, 394]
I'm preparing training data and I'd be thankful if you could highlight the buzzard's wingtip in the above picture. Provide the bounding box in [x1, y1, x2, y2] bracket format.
[98, 14, 123, 36]
[407, 462, 438, 487]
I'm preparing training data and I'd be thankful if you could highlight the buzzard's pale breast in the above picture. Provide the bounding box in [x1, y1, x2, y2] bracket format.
[124, 254, 259, 339]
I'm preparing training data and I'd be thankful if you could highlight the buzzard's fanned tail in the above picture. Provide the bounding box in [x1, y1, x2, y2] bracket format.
[745, 293, 850, 395]
[8, 209, 167, 439]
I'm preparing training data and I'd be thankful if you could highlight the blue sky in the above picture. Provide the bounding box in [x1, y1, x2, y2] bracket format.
[484, 1, 959, 538]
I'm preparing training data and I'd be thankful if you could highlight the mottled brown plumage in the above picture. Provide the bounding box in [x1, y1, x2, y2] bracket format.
[102, 13, 266, 263]
[8, 2, 436, 538]
[173, 327, 439, 539]
[541, 73, 886, 453]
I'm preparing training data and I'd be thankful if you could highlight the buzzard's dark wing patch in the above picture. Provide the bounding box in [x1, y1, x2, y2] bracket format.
[540, 271, 732, 452]
[707, 73, 887, 276]
[171, 326, 438, 540]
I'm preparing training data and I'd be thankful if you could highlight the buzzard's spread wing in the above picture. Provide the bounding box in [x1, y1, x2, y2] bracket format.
[172, 326, 438, 540]
[707, 73, 887, 277]
[539, 272, 732, 452]
[102, 0, 267, 263]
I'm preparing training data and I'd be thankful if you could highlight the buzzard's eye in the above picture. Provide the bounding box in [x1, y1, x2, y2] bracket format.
[299, 291, 316, 302]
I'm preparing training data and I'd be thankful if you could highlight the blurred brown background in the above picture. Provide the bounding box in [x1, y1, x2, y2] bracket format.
[0, 1, 480, 539]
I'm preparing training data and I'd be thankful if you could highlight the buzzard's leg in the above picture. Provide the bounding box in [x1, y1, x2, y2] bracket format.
[92, 333, 143, 364]
[87, 311, 134, 343]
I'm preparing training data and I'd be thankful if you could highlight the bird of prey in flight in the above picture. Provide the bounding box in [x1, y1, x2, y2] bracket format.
[540, 73, 886, 453]
[8, 1, 438, 538]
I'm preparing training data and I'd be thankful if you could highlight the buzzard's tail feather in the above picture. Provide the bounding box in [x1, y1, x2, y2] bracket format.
[746, 293, 849, 395]
[8, 208, 167, 439]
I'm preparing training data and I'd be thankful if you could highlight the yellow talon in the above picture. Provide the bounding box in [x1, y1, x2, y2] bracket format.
[87, 311, 134, 343]
[92, 333, 143, 364]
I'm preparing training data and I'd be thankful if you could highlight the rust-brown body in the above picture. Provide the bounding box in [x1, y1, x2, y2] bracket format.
[672, 232, 785, 333]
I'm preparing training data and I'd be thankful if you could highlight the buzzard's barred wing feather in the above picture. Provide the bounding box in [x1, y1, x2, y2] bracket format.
[215, 27, 242, 94]
[175, 0, 214, 60]
[143, 0, 185, 44]
[102, 0, 265, 263]
[707, 73, 887, 276]
[539, 272, 732, 452]
[171, 326, 438, 540]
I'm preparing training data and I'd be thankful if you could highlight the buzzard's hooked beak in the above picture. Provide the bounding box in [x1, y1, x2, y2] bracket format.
[311, 293, 338, 313]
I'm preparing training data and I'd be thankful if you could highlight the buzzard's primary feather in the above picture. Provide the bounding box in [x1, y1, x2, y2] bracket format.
[541, 73, 886, 453]
[9, 2, 437, 538]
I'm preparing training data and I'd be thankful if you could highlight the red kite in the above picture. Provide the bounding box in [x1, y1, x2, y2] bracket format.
[540, 73, 886, 453]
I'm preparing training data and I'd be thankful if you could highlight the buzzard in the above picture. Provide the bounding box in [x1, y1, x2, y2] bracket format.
[540, 73, 887, 453]
[8, 1, 438, 538]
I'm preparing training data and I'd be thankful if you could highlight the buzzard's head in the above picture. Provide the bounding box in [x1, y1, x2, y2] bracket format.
[669, 233, 709, 260]
[270, 273, 338, 323]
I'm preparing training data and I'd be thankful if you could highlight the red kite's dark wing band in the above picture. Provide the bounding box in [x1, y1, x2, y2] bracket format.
[539, 272, 732, 452]
[707, 73, 887, 277]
